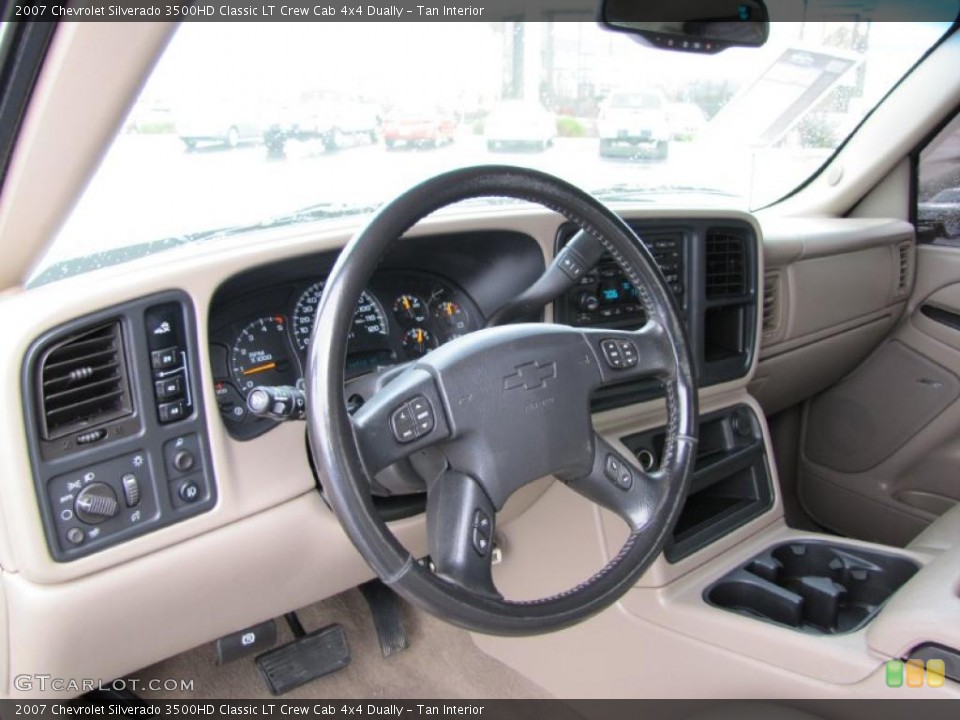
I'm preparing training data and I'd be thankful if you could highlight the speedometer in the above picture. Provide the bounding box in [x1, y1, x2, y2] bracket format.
[293, 280, 388, 351]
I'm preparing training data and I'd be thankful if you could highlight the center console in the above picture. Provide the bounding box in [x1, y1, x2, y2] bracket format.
[621, 404, 774, 562]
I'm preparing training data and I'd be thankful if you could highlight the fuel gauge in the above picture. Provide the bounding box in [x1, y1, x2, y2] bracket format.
[401, 327, 435, 357]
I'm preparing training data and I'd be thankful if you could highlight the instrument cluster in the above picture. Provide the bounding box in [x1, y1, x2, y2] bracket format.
[208, 271, 481, 439]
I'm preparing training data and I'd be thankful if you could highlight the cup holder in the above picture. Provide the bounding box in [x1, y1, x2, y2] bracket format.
[704, 541, 920, 634]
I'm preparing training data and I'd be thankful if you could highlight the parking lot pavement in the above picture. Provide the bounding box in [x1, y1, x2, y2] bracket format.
[53, 133, 687, 261]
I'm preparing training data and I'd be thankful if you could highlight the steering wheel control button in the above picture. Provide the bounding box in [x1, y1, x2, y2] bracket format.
[601, 338, 639, 370]
[619, 340, 639, 368]
[121, 473, 141, 507]
[390, 396, 436, 443]
[151, 346, 180, 371]
[74, 482, 120, 524]
[604, 454, 622, 481]
[390, 405, 418, 443]
[603, 453, 633, 490]
[473, 509, 491, 531]
[472, 509, 492, 556]
[409, 395, 435, 436]
[601, 339, 625, 368]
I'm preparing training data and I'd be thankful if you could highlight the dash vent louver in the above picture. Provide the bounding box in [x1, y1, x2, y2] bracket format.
[705, 230, 747, 300]
[762, 272, 782, 337]
[897, 243, 911, 294]
[38, 321, 133, 440]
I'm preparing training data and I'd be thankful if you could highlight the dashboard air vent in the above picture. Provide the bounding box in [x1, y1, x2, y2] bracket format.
[896, 242, 912, 295]
[762, 272, 782, 337]
[705, 230, 746, 300]
[37, 321, 133, 440]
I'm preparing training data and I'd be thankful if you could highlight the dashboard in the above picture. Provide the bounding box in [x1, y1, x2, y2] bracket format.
[18, 218, 759, 561]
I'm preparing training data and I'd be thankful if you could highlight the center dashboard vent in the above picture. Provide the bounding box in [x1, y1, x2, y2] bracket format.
[37, 321, 133, 440]
[705, 230, 747, 300]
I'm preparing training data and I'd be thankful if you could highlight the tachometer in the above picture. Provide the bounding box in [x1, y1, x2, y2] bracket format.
[293, 280, 388, 351]
[231, 316, 298, 395]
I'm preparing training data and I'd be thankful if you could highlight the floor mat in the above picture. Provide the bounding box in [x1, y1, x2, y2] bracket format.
[134, 588, 554, 700]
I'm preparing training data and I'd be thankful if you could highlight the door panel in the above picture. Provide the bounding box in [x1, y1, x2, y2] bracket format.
[798, 244, 960, 545]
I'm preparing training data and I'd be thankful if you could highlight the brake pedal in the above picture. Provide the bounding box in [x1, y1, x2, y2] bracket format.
[359, 579, 410, 657]
[256, 623, 350, 695]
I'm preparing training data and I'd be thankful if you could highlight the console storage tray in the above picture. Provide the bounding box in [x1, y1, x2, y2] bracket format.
[705, 541, 920, 634]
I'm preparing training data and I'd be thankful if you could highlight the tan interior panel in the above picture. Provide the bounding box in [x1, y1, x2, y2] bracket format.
[751, 219, 912, 417]
[798, 245, 960, 545]
[804, 341, 960, 473]
[477, 510, 957, 697]
[787, 247, 903, 339]
[751, 316, 894, 417]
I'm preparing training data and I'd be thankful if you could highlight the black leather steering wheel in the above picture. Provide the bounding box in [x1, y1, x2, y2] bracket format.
[307, 166, 697, 635]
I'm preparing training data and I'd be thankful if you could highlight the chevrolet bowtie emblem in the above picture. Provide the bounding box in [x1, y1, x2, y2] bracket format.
[503, 361, 557, 391]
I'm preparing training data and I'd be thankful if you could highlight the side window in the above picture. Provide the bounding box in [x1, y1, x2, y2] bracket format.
[917, 113, 960, 242]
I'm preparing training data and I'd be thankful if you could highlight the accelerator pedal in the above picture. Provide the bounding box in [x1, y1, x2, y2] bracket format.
[256, 621, 350, 695]
[359, 579, 410, 657]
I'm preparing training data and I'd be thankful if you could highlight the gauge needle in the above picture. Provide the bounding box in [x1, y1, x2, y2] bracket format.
[403, 297, 411, 311]
[417, 329, 424, 345]
[242, 362, 277, 376]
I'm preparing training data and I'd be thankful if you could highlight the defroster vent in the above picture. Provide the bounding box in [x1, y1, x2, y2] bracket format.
[37, 321, 133, 440]
[705, 230, 747, 300]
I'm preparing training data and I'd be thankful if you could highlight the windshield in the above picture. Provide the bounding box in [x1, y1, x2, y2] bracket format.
[609, 93, 663, 110]
[32, 19, 954, 286]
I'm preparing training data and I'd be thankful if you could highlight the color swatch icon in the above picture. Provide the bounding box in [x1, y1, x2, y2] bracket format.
[885, 660, 903, 688]
[886, 658, 948, 688]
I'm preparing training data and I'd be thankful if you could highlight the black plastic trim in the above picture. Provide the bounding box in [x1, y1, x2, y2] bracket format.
[621, 404, 773, 562]
[21, 290, 217, 561]
[705, 540, 921, 635]
[0, 19, 57, 195]
[554, 218, 758, 412]
[920, 303, 960, 332]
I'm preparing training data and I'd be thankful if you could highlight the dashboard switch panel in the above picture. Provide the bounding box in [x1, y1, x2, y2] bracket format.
[23, 291, 217, 561]
[146, 303, 194, 425]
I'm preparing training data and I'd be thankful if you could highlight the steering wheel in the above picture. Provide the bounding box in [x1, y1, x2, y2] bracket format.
[307, 166, 697, 635]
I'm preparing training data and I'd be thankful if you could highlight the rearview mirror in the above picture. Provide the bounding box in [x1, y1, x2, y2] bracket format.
[600, 0, 770, 54]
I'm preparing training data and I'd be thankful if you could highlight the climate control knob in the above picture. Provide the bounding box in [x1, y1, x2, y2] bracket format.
[577, 291, 600, 312]
[74, 482, 119, 525]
